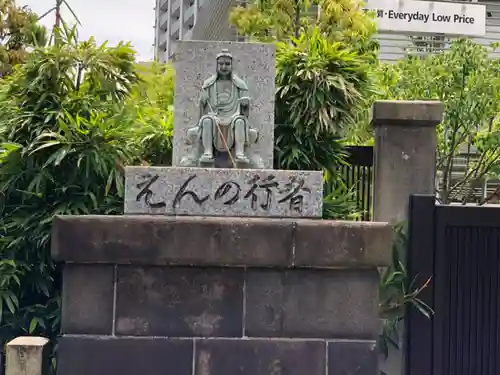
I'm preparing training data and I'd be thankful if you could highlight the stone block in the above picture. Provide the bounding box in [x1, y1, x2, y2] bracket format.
[371, 100, 443, 127]
[61, 265, 114, 335]
[371, 100, 441, 224]
[6, 337, 49, 375]
[57, 336, 193, 375]
[115, 266, 244, 337]
[124, 166, 323, 217]
[52, 215, 294, 266]
[172, 41, 275, 168]
[194, 338, 325, 375]
[328, 340, 378, 375]
[294, 220, 392, 267]
[245, 269, 380, 339]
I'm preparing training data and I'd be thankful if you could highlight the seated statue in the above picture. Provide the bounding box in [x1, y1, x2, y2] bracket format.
[180, 49, 262, 168]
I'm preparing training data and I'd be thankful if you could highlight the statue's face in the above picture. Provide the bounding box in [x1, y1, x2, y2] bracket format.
[217, 57, 232, 77]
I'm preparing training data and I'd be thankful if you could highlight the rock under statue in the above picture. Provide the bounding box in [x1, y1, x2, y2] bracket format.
[180, 49, 263, 168]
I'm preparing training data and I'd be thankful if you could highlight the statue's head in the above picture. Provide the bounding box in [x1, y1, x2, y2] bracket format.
[216, 49, 233, 78]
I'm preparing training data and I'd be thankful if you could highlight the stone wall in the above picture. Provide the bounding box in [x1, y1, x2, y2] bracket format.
[51, 215, 391, 375]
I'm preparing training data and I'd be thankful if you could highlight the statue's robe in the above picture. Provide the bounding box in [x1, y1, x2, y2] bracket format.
[199, 73, 249, 152]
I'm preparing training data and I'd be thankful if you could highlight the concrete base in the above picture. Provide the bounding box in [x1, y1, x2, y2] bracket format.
[124, 166, 323, 218]
[52, 215, 392, 375]
[6, 337, 49, 375]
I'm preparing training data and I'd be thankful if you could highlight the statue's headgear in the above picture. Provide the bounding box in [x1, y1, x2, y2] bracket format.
[216, 49, 232, 60]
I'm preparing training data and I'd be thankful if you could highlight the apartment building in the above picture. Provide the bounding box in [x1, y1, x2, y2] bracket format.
[153, 0, 239, 62]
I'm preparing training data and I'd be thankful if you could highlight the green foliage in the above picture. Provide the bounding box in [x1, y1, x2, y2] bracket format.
[316, 0, 377, 51]
[381, 38, 500, 203]
[0, 0, 47, 76]
[38, 0, 81, 46]
[125, 62, 175, 165]
[378, 222, 433, 364]
[273, 28, 377, 219]
[230, 0, 378, 55]
[276, 28, 377, 139]
[0, 27, 173, 358]
[322, 170, 362, 220]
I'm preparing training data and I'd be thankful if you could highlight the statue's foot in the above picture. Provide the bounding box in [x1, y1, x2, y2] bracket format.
[235, 153, 250, 165]
[199, 153, 214, 164]
[180, 156, 196, 167]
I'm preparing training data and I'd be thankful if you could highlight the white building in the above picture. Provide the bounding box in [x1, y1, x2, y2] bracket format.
[377, 1, 500, 61]
[153, 0, 500, 62]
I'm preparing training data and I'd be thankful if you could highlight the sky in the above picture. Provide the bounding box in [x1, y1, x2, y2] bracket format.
[19, 0, 156, 61]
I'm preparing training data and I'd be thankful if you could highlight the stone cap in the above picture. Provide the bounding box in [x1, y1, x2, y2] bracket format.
[7, 337, 49, 348]
[371, 100, 443, 127]
[52, 215, 392, 268]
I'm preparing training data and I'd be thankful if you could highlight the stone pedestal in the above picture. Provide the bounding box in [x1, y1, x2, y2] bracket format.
[52, 215, 392, 375]
[372, 100, 443, 224]
[5, 337, 49, 375]
[124, 166, 323, 217]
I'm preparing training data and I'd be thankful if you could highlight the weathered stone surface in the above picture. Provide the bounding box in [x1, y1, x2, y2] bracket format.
[57, 336, 192, 375]
[245, 269, 380, 339]
[328, 340, 378, 375]
[371, 101, 442, 224]
[172, 41, 275, 168]
[294, 220, 392, 267]
[61, 265, 114, 335]
[115, 266, 244, 337]
[124, 166, 323, 217]
[6, 337, 49, 375]
[371, 100, 443, 127]
[52, 215, 294, 266]
[194, 339, 325, 375]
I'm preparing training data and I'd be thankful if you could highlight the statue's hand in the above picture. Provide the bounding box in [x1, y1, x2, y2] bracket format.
[185, 126, 200, 145]
[239, 97, 250, 107]
[199, 92, 209, 105]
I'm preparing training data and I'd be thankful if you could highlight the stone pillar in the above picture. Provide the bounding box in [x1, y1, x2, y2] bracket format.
[371, 100, 443, 375]
[372, 100, 443, 224]
[5, 337, 49, 375]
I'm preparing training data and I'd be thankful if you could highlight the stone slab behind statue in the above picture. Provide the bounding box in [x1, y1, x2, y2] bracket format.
[171, 41, 275, 169]
[124, 166, 323, 218]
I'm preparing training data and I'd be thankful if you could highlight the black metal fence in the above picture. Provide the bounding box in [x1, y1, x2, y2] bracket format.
[407, 195, 500, 375]
[339, 146, 374, 221]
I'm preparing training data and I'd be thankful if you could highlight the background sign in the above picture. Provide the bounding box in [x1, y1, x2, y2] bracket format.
[365, 0, 486, 37]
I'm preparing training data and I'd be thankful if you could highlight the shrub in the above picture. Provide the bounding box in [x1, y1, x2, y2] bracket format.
[0, 29, 173, 358]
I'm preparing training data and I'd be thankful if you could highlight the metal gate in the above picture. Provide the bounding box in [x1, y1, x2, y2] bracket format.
[406, 194, 500, 375]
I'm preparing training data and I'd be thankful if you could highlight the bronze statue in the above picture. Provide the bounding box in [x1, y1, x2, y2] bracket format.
[180, 49, 263, 168]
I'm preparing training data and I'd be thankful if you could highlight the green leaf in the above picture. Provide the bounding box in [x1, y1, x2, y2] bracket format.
[29, 318, 39, 334]
[28, 141, 62, 155]
[105, 170, 114, 197]
[4, 294, 16, 314]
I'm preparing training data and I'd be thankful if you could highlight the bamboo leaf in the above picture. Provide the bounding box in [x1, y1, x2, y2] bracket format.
[28, 141, 62, 155]
[29, 318, 39, 334]
[4, 294, 16, 314]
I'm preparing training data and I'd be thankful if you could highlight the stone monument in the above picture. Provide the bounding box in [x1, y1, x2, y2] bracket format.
[52, 40, 388, 375]
[124, 41, 324, 218]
